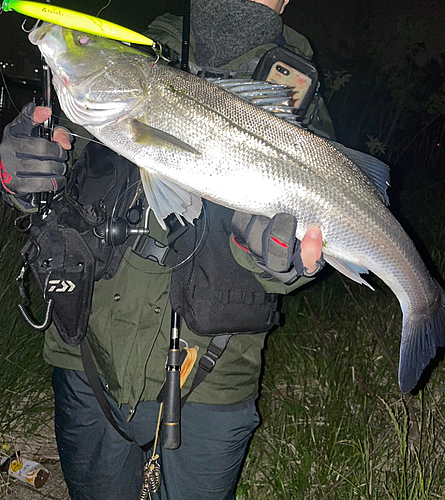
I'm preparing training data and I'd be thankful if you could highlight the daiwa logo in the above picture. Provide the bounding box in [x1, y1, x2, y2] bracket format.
[1, 160, 11, 185]
[48, 280, 76, 293]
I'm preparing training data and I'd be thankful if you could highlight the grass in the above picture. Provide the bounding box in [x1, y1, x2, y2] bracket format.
[237, 278, 445, 499]
[0, 206, 53, 452]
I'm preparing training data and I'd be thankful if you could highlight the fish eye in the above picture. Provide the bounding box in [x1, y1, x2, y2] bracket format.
[77, 34, 94, 46]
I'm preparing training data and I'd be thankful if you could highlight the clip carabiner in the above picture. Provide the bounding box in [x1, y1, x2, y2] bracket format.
[14, 213, 33, 232]
[18, 297, 54, 331]
[16, 248, 53, 331]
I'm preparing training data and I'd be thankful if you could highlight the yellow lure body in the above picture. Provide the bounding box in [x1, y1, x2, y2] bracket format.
[2, 0, 155, 45]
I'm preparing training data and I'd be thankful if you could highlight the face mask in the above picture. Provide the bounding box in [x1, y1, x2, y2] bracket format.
[191, 0, 283, 68]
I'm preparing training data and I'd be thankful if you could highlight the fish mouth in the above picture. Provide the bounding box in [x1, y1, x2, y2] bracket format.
[28, 23, 68, 82]
[29, 23, 65, 52]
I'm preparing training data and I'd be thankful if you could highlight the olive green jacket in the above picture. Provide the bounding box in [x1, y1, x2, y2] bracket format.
[41, 14, 335, 418]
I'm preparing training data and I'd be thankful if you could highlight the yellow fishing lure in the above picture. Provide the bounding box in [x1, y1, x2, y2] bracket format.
[2, 0, 155, 45]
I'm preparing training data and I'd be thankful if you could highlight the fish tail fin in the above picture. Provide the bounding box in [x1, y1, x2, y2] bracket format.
[399, 281, 445, 393]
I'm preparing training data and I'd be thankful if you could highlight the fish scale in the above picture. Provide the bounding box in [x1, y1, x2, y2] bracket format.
[29, 23, 445, 393]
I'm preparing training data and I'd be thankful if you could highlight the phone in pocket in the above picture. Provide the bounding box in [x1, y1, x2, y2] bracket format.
[253, 47, 319, 117]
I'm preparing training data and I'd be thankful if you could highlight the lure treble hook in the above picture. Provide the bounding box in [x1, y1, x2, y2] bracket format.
[21, 16, 41, 33]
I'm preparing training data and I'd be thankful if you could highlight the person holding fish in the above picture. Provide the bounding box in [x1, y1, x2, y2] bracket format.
[0, 0, 337, 498]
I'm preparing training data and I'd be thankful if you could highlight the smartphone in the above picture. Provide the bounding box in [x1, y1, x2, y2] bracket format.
[253, 46, 319, 117]
[266, 61, 313, 110]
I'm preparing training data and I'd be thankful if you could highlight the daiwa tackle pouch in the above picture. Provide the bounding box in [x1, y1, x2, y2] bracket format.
[253, 46, 319, 118]
[21, 222, 95, 346]
[17, 142, 141, 346]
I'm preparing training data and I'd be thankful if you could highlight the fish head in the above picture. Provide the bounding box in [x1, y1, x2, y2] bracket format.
[29, 24, 151, 126]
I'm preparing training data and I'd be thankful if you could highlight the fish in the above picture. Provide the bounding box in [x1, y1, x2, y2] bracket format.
[29, 23, 445, 393]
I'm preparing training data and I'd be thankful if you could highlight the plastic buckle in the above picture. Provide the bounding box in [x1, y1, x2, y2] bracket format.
[132, 234, 170, 266]
[199, 351, 218, 373]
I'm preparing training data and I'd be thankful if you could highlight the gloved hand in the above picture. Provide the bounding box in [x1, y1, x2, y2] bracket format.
[0, 103, 70, 195]
[232, 211, 325, 284]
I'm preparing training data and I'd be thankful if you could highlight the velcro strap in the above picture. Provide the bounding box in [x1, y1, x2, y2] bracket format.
[231, 212, 269, 256]
[262, 213, 298, 272]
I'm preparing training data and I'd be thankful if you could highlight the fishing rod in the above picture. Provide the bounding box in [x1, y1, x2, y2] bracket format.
[34, 24, 55, 215]
[161, 310, 182, 449]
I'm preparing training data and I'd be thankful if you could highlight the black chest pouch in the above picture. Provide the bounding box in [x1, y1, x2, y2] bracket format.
[169, 202, 280, 337]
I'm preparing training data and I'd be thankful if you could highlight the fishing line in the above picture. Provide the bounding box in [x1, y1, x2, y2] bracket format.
[96, 0, 112, 18]
[0, 65, 22, 117]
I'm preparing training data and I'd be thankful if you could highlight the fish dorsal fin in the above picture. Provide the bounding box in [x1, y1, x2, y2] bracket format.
[139, 169, 202, 230]
[330, 141, 391, 205]
[323, 254, 375, 291]
[131, 120, 200, 154]
[210, 79, 299, 124]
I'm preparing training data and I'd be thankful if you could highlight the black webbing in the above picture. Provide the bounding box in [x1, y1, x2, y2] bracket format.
[181, 0, 191, 72]
[180, 334, 232, 407]
[80, 340, 138, 445]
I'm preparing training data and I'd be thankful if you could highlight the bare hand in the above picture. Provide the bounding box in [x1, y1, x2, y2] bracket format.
[33, 106, 72, 150]
[300, 225, 323, 274]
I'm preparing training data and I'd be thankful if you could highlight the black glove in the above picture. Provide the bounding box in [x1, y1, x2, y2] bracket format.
[0, 103, 68, 196]
[232, 211, 325, 284]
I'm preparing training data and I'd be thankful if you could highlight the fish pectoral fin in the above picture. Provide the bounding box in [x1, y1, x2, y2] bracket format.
[139, 168, 202, 230]
[324, 255, 375, 291]
[131, 120, 200, 155]
[329, 141, 391, 206]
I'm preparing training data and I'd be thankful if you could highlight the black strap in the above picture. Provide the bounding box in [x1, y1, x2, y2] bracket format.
[80, 339, 158, 452]
[80, 334, 231, 451]
[80, 340, 135, 444]
[180, 334, 232, 407]
[181, 0, 191, 72]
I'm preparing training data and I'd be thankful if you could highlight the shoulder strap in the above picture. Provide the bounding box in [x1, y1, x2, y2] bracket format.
[80, 334, 231, 449]
[80, 339, 136, 443]
[180, 334, 232, 407]
[80, 339, 157, 452]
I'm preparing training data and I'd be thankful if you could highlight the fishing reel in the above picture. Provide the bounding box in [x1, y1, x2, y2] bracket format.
[95, 198, 149, 247]
[104, 199, 149, 246]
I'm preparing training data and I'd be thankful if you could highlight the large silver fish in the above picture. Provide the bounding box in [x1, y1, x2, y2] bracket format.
[29, 24, 445, 393]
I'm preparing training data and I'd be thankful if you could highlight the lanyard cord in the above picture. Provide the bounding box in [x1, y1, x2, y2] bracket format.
[181, 0, 191, 73]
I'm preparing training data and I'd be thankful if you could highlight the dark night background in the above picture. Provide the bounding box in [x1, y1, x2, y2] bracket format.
[0, 0, 444, 191]
[1, 0, 444, 139]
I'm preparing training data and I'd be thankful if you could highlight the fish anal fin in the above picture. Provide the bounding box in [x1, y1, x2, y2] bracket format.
[131, 120, 200, 155]
[139, 168, 202, 230]
[324, 254, 375, 291]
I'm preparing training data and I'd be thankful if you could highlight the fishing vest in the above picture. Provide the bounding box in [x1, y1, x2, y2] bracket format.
[20, 141, 280, 346]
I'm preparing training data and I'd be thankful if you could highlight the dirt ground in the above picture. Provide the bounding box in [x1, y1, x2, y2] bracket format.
[1, 421, 69, 500]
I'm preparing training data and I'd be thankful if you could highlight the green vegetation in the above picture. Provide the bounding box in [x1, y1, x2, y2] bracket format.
[0, 207, 53, 449]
